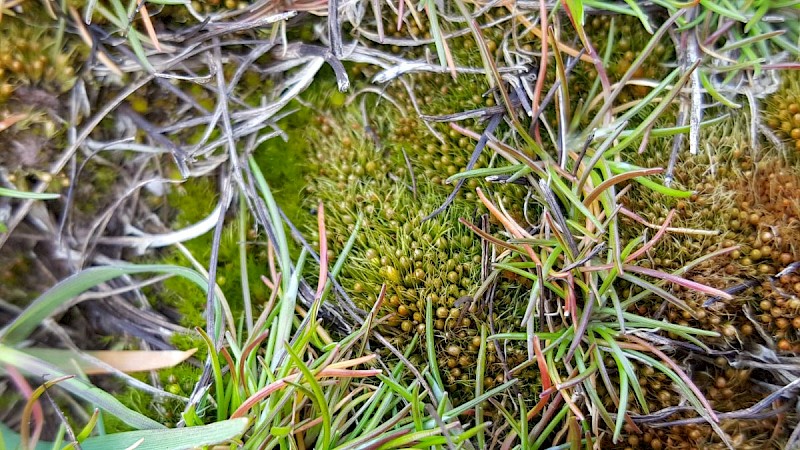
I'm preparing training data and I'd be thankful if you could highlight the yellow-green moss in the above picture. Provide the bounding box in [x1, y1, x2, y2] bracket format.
[0, 14, 79, 103]
[764, 69, 800, 153]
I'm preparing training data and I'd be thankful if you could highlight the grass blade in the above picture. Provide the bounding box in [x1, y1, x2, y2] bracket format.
[0, 188, 60, 200]
[0, 264, 208, 345]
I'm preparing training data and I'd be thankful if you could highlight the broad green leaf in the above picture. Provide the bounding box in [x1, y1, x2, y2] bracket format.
[0, 264, 208, 345]
[0, 419, 247, 450]
[564, 0, 584, 27]
[0, 423, 53, 450]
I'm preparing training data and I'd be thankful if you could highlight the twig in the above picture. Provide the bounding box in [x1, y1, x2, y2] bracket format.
[423, 113, 502, 221]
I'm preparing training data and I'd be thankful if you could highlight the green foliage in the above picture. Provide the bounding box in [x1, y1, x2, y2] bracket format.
[0, 261, 219, 431]
[588, 0, 800, 106]
[0, 418, 248, 450]
[251, 99, 315, 242]
[0, 188, 60, 200]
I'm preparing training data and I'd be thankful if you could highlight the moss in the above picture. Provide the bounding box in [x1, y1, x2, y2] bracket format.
[0, 12, 80, 103]
[764, 69, 800, 154]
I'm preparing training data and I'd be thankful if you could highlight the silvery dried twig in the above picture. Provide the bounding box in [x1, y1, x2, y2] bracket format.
[372, 61, 528, 84]
[94, 200, 226, 253]
[423, 113, 502, 222]
[359, 10, 515, 47]
[277, 43, 350, 91]
[184, 11, 296, 44]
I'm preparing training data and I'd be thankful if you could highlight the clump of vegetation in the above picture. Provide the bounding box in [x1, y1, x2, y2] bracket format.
[299, 109, 534, 405]
[0, 7, 82, 181]
[616, 112, 800, 446]
[280, 7, 749, 447]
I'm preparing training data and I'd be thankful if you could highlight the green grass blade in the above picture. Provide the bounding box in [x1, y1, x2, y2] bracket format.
[622, 0, 653, 32]
[82, 418, 246, 449]
[425, 299, 445, 401]
[377, 426, 450, 450]
[0, 419, 248, 450]
[271, 250, 306, 373]
[548, 168, 603, 230]
[699, 0, 747, 21]
[442, 378, 518, 420]
[126, 27, 154, 73]
[445, 165, 526, 184]
[606, 161, 692, 198]
[284, 343, 332, 449]
[0, 264, 208, 345]
[593, 327, 647, 414]
[375, 373, 414, 403]
[642, 113, 731, 138]
[0, 188, 60, 200]
[531, 403, 570, 449]
[700, 72, 740, 108]
[249, 156, 291, 291]
[475, 324, 487, 449]
[423, 0, 448, 70]
[613, 368, 629, 443]
[196, 328, 227, 421]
